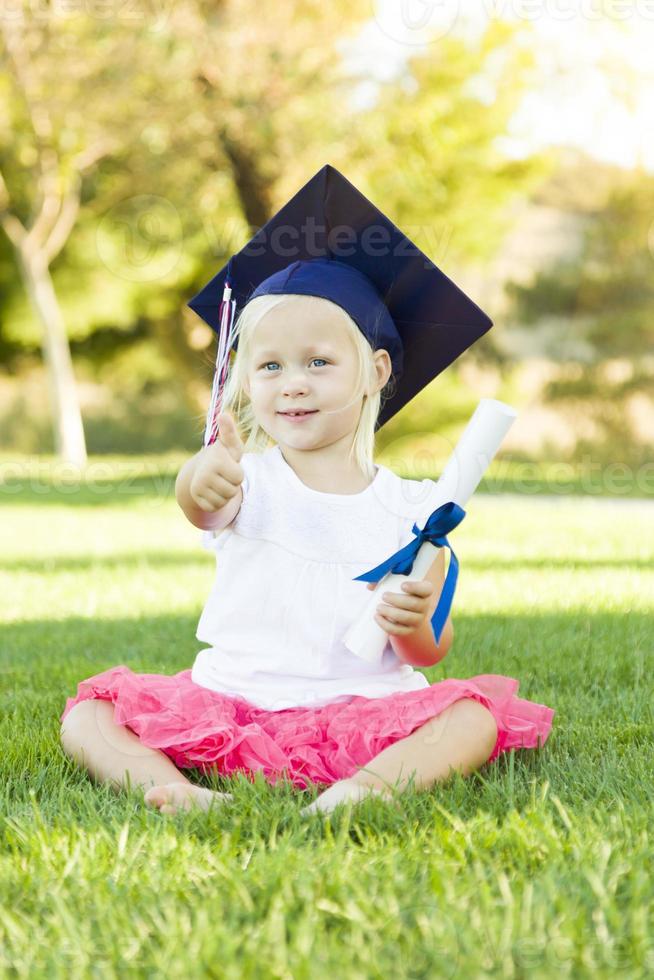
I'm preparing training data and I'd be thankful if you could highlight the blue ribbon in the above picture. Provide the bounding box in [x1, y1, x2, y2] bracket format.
[353, 501, 466, 645]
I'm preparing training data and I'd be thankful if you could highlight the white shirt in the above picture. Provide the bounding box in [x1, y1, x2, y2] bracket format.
[192, 444, 449, 711]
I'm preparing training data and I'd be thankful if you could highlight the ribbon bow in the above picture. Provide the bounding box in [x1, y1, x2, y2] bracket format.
[353, 501, 466, 645]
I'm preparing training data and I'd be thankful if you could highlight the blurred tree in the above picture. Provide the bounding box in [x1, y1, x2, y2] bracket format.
[0, 4, 199, 464]
[340, 18, 555, 451]
[504, 166, 654, 460]
[184, 13, 554, 460]
[1, 3, 550, 458]
[349, 20, 552, 267]
[0, 0, 374, 460]
[0, 13, 108, 465]
[160, 0, 375, 413]
[507, 167, 654, 360]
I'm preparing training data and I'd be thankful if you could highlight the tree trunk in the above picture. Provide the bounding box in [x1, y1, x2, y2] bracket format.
[18, 249, 88, 467]
[219, 131, 274, 228]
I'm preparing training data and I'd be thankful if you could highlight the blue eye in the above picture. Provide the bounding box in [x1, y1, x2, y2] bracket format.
[259, 358, 329, 371]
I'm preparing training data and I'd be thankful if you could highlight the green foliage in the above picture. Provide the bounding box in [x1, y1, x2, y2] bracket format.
[351, 19, 555, 268]
[0, 376, 203, 457]
[500, 169, 654, 464]
[506, 170, 654, 361]
[3, 8, 647, 470]
[0, 0, 374, 361]
[1, 7, 546, 370]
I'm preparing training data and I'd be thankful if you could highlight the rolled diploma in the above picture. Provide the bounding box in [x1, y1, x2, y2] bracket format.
[343, 398, 518, 664]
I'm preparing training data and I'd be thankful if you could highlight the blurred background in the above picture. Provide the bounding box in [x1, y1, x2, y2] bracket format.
[1, 0, 652, 494]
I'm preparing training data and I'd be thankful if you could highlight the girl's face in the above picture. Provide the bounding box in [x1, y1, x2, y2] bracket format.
[244, 296, 380, 453]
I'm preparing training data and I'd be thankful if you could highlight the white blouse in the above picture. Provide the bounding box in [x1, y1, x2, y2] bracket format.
[191, 444, 449, 711]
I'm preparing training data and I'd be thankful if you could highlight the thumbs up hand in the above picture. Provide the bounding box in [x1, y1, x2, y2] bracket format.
[190, 412, 245, 513]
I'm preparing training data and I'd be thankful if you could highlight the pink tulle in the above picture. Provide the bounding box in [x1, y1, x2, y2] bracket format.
[60, 666, 554, 789]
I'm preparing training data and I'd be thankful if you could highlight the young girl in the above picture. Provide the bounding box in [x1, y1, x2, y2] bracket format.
[60, 283, 555, 817]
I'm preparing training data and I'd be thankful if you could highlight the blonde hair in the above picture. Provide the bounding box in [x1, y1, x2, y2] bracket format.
[216, 293, 397, 481]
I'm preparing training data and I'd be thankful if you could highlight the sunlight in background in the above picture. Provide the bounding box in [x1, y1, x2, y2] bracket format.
[345, 0, 654, 171]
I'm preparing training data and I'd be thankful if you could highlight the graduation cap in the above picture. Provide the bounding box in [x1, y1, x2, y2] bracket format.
[188, 164, 493, 444]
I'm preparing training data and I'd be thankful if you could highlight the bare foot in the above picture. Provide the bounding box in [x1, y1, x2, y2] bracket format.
[144, 781, 233, 815]
[300, 778, 401, 817]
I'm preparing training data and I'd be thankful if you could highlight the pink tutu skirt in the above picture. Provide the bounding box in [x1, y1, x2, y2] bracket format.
[60, 666, 554, 790]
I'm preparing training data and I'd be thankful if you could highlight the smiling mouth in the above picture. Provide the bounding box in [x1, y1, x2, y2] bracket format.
[278, 410, 318, 417]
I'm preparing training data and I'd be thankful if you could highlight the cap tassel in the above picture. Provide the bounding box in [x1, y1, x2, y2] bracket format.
[203, 278, 237, 447]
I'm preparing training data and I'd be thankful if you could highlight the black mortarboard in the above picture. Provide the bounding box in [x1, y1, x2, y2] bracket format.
[188, 164, 493, 430]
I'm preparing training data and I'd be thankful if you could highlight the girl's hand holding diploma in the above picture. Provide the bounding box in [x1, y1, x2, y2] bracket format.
[366, 579, 437, 637]
[190, 412, 245, 513]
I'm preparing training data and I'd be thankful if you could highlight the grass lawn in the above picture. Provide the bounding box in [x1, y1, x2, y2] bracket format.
[0, 458, 652, 978]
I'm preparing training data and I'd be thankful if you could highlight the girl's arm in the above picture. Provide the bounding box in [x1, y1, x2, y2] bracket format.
[176, 412, 245, 531]
[388, 547, 454, 668]
[175, 450, 243, 531]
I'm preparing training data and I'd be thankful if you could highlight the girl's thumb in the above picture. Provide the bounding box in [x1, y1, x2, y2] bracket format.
[217, 412, 243, 457]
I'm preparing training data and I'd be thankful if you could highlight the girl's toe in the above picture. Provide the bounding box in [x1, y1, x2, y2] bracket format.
[144, 786, 169, 807]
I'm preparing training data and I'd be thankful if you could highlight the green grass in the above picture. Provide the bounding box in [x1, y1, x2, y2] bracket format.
[1, 460, 653, 978]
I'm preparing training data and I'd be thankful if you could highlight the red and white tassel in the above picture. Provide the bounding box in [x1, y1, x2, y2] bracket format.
[203, 280, 236, 447]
